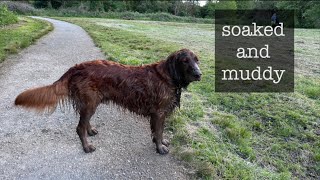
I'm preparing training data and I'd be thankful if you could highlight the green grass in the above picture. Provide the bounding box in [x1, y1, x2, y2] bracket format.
[0, 16, 53, 62]
[55, 17, 320, 179]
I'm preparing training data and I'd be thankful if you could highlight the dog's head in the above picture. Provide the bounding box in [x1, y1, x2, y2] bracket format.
[166, 49, 202, 88]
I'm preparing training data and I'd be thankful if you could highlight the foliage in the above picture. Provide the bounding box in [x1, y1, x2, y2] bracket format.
[0, 1, 36, 14]
[33, 9, 212, 24]
[215, 0, 237, 10]
[0, 0, 315, 28]
[236, 0, 255, 10]
[302, 3, 320, 28]
[34, 0, 49, 9]
[200, 1, 215, 18]
[0, 4, 18, 26]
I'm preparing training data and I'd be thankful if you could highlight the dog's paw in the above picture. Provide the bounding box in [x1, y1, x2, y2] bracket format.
[88, 127, 98, 136]
[157, 145, 169, 155]
[162, 139, 170, 147]
[83, 144, 96, 153]
[152, 138, 170, 147]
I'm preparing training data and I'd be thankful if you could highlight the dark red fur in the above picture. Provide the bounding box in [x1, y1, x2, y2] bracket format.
[15, 49, 201, 154]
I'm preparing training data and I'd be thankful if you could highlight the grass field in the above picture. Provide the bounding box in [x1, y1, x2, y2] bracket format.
[0, 17, 52, 62]
[55, 17, 320, 179]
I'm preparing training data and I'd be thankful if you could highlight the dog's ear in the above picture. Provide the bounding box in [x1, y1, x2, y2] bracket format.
[166, 52, 181, 85]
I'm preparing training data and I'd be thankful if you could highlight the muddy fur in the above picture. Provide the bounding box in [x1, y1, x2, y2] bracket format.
[15, 49, 202, 154]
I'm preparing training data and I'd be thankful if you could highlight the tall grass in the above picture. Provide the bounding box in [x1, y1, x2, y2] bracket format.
[0, 4, 18, 26]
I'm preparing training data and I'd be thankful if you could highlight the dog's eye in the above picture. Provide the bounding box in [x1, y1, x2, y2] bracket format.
[182, 59, 189, 63]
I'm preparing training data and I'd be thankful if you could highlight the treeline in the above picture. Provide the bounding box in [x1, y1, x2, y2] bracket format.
[33, 0, 210, 17]
[4, 0, 320, 28]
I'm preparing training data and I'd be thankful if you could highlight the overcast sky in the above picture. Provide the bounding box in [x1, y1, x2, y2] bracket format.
[182, 0, 208, 7]
[199, 1, 207, 7]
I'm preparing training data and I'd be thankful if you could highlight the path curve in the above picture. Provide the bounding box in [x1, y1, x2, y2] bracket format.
[0, 17, 187, 179]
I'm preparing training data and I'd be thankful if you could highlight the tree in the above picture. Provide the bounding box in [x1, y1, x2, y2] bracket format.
[303, 2, 320, 28]
[34, 0, 48, 8]
[200, 1, 215, 18]
[236, 0, 254, 10]
[276, 0, 314, 28]
[215, 0, 237, 10]
[171, 0, 183, 16]
[50, 0, 62, 9]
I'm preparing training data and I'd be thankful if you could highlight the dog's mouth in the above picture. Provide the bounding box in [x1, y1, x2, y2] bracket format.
[193, 74, 201, 81]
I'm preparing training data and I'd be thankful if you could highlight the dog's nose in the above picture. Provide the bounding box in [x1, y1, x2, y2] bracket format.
[193, 69, 202, 77]
[192, 63, 201, 80]
[193, 70, 202, 80]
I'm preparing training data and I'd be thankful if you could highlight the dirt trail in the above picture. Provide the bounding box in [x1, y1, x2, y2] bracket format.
[0, 17, 187, 179]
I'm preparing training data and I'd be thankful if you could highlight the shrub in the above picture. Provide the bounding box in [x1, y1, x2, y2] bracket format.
[303, 4, 320, 28]
[33, 8, 212, 24]
[0, 1, 36, 15]
[0, 4, 18, 26]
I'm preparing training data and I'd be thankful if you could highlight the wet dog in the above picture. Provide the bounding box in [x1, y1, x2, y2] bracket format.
[15, 49, 202, 154]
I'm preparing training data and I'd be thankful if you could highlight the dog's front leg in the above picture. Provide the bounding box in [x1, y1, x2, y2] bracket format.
[150, 113, 169, 154]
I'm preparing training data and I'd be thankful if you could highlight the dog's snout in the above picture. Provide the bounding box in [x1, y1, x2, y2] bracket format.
[193, 67, 202, 76]
[193, 68, 202, 80]
[193, 63, 201, 75]
[194, 71, 202, 76]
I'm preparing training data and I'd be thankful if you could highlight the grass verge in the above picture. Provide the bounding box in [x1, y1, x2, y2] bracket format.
[55, 17, 320, 179]
[0, 16, 53, 62]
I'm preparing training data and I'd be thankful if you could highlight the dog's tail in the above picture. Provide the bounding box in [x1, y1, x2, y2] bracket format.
[14, 70, 72, 113]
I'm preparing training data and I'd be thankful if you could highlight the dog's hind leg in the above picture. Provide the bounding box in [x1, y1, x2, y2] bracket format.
[76, 101, 99, 153]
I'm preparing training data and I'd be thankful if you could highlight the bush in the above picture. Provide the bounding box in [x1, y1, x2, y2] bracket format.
[33, 8, 212, 24]
[0, 1, 36, 14]
[144, 12, 204, 23]
[0, 1, 212, 24]
[303, 4, 320, 28]
[0, 4, 18, 26]
[147, 12, 174, 21]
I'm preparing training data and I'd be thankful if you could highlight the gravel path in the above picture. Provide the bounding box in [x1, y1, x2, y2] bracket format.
[0, 17, 187, 179]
